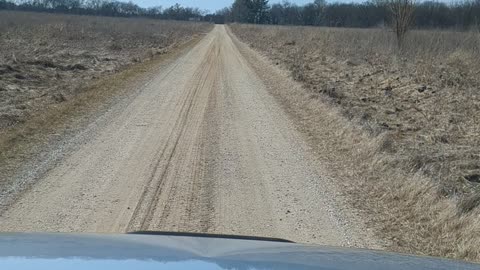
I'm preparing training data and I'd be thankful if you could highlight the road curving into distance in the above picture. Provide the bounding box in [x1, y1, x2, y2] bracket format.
[0, 26, 378, 248]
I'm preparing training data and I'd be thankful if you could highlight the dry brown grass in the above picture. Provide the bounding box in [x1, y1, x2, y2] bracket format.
[0, 11, 212, 130]
[0, 38, 203, 207]
[230, 24, 480, 262]
[0, 11, 211, 202]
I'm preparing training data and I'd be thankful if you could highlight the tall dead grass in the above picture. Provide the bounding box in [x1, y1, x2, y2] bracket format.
[0, 11, 211, 204]
[230, 24, 480, 262]
[0, 11, 210, 50]
[0, 11, 212, 130]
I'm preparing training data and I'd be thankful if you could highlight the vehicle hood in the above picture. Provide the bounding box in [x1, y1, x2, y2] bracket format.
[0, 233, 478, 270]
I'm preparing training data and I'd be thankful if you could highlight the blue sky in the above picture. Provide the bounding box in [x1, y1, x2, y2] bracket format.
[132, 0, 314, 12]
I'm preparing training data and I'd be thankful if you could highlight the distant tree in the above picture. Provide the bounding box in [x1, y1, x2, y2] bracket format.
[280, 1, 302, 25]
[457, 0, 480, 29]
[1, 0, 479, 29]
[214, 7, 232, 23]
[353, 1, 386, 27]
[163, 3, 182, 20]
[162, 3, 202, 20]
[145, 6, 162, 18]
[312, 0, 326, 25]
[415, 1, 452, 28]
[0, 0, 15, 9]
[269, 3, 282, 24]
[230, 0, 269, 24]
[251, 0, 269, 23]
[302, 3, 317, 25]
[379, 0, 416, 48]
[231, 0, 252, 23]
[118, 1, 141, 16]
[84, 0, 103, 10]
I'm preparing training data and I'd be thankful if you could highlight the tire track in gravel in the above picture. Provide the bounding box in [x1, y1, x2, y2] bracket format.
[126, 37, 219, 232]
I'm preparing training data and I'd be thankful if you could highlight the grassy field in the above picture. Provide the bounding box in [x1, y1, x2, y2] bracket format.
[230, 24, 480, 261]
[0, 11, 211, 130]
[0, 11, 212, 201]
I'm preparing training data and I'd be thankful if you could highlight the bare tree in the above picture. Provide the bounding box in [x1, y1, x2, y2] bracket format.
[384, 0, 416, 48]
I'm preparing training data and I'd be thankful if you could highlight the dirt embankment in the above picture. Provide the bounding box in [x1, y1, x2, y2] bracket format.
[229, 24, 480, 262]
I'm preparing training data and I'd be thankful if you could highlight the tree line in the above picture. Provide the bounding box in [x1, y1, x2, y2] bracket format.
[221, 0, 480, 29]
[1, 0, 479, 29]
[0, 0, 204, 20]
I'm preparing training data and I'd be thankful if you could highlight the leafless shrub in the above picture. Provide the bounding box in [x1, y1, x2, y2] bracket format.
[381, 0, 416, 48]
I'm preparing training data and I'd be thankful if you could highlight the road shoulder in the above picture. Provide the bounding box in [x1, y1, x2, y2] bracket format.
[226, 26, 383, 249]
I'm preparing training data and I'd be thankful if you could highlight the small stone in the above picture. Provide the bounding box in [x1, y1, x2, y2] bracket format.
[417, 85, 427, 93]
[465, 174, 480, 183]
[14, 74, 26, 80]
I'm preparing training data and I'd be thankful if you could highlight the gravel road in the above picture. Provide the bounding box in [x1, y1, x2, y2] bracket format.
[0, 26, 377, 247]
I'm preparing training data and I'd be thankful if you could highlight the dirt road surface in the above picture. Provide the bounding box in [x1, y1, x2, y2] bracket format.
[0, 26, 377, 247]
